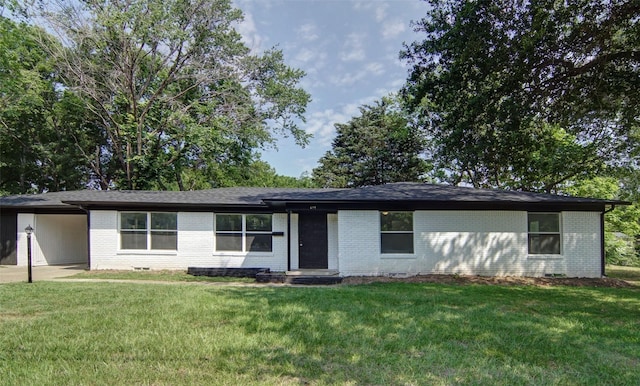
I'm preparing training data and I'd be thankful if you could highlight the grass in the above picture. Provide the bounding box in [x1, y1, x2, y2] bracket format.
[1, 281, 639, 385]
[606, 264, 640, 286]
[68, 269, 255, 283]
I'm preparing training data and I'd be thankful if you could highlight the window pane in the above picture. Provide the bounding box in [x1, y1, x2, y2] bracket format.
[151, 232, 177, 250]
[121, 231, 147, 249]
[151, 213, 177, 230]
[246, 233, 272, 252]
[216, 215, 242, 231]
[528, 234, 561, 254]
[381, 233, 414, 254]
[216, 233, 242, 251]
[381, 212, 413, 231]
[528, 213, 560, 233]
[246, 214, 272, 232]
[121, 213, 147, 230]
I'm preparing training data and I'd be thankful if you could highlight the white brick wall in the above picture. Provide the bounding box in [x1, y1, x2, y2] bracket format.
[87, 209, 602, 277]
[338, 210, 602, 278]
[562, 212, 601, 277]
[89, 211, 288, 271]
[15, 213, 87, 266]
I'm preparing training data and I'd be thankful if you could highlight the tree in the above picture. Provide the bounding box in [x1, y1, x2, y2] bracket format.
[28, 0, 310, 190]
[401, 0, 640, 193]
[313, 96, 428, 188]
[165, 156, 317, 190]
[565, 177, 640, 266]
[0, 16, 99, 195]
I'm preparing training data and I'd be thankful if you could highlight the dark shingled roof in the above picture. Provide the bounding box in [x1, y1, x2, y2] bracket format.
[262, 182, 625, 204]
[0, 183, 627, 212]
[0, 188, 344, 210]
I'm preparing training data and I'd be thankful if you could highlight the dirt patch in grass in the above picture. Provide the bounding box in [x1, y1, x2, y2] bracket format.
[342, 274, 636, 288]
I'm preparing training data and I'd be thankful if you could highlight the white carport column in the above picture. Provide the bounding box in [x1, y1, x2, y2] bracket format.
[16, 213, 36, 267]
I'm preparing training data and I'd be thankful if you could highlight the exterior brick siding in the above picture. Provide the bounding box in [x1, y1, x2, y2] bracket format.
[90, 211, 288, 271]
[85, 209, 602, 277]
[338, 210, 601, 278]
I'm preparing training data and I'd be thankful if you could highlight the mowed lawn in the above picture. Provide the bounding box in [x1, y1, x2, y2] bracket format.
[1, 281, 639, 385]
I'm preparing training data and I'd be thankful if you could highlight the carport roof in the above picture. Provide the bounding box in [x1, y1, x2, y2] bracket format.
[0, 188, 342, 210]
[0, 183, 628, 212]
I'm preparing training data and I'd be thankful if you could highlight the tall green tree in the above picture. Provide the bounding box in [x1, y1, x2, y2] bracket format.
[566, 177, 640, 266]
[29, 0, 310, 190]
[313, 96, 428, 188]
[401, 0, 640, 193]
[0, 16, 99, 195]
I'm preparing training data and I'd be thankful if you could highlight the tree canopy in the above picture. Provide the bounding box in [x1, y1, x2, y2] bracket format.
[0, 16, 100, 194]
[11, 0, 310, 191]
[313, 96, 428, 188]
[401, 0, 640, 193]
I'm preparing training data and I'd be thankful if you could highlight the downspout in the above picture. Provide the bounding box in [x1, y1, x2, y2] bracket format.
[287, 209, 291, 272]
[601, 205, 616, 277]
[86, 209, 91, 270]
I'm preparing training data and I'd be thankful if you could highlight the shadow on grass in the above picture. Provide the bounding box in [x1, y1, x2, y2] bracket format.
[203, 283, 640, 385]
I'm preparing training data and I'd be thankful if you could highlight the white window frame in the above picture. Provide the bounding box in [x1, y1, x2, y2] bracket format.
[380, 211, 415, 255]
[214, 214, 273, 253]
[527, 212, 562, 255]
[118, 212, 178, 251]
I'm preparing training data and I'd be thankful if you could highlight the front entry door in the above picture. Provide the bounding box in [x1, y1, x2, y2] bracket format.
[298, 212, 328, 269]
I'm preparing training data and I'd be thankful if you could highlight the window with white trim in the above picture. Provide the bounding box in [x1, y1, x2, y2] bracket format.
[215, 214, 272, 252]
[120, 212, 178, 250]
[380, 211, 414, 254]
[528, 213, 561, 255]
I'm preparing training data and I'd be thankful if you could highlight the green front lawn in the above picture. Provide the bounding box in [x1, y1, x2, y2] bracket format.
[69, 269, 255, 283]
[606, 264, 640, 286]
[1, 281, 638, 385]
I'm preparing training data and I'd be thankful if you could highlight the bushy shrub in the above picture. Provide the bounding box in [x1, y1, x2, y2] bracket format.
[605, 232, 640, 266]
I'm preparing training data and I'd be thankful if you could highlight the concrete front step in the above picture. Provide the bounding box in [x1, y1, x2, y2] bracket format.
[286, 269, 340, 276]
[256, 272, 343, 285]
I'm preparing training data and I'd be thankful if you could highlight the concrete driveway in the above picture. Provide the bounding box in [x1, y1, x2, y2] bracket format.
[0, 264, 87, 283]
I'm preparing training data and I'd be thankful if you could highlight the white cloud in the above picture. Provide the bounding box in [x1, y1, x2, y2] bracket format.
[297, 23, 319, 42]
[340, 33, 367, 62]
[304, 95, 382, 146]
[329, 71, 365, 87]
[329, 62, 387, 87]
[235, 11, 264, 52]
[354, 1, 388, 22]
[382, 19, 407, 39]
[364, 62, 385, 75]
[293, 47, 328, 83]
[295, 48, 317, 63]
[304, 108, 350, 146]
[374, 3, 389, 22]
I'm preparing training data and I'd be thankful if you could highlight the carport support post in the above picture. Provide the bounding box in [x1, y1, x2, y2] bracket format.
[25, 225, 33, 283]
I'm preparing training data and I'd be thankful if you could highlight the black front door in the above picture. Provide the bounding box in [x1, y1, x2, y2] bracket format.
[298, 212, 328, 269]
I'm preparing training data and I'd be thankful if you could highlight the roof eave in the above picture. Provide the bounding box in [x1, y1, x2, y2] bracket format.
[62, 200, 271, 212]
[263, 199, 626, 212]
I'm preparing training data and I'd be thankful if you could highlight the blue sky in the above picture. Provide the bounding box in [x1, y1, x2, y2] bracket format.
[234, 0, 427, 177]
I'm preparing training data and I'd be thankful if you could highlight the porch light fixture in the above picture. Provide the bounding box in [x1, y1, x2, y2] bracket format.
[25, 225, 33, 283]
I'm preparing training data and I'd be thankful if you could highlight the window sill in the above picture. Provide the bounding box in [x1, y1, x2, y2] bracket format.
[527, 255, 564, 260]
[212, 251, 275, 257]
[381, 254, 416, 259]
[117, 250, 177, 256]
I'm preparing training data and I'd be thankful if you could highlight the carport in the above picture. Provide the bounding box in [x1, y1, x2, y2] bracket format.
[17, 213, 88, 266]
[1, 192, 89, 267]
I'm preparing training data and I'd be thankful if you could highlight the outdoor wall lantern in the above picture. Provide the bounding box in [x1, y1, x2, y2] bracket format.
[25, 225, 33, 283]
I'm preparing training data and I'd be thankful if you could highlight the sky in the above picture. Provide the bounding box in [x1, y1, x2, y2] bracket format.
[233, 0, 427, 177]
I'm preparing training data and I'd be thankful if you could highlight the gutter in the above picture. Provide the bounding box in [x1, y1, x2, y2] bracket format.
[601, 205, 617, 277]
